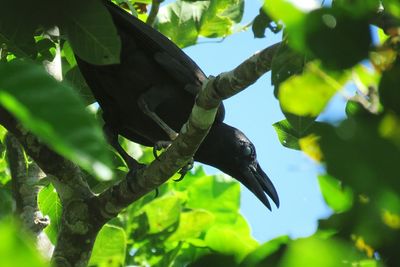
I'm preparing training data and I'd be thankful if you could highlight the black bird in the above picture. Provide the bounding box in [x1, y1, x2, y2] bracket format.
[75, 1, 279, 210]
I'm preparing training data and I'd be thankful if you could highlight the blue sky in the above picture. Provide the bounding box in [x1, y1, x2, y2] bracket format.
[182, 1, 336, 242]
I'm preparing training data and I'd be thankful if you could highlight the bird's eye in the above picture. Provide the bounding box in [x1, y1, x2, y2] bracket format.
[243, 146, 252, 157]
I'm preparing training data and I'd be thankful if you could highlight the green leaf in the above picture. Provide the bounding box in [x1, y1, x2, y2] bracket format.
[265, 0, 307, 52]
[189, 254, 238, 267]
[65, 66, 95, 105]
[60, 0, 121, 65]
[333, 0, 380, 18]
[157, 0, 244, 47]
[205, 226, 259, 262]
[304, 8, 371, 70]
[318, 175, 353, 213]
[0, 219, 46, 267]
[279, 63, 349, 117]
[0, 182, 13, 219]
[280, 236, 373, 267]
[199, 0, 244, 38]
[141, 193, 183, 234]
[379, 60, 400, 116]
[0, 3, 36, 58]
[0, 60, 113, 180]
[38, 184, 62, 244]
[382, 0, 400, 18]
[167, 209, 214, 242]
[272, 120, 301, 150]
[89, 225, 127, 266]
[241, 236, 290, 267]
[157, 1, 207, 48]
[271, 43, 305, 98]
[315, 116, 400, 194]
[252, 8, 272, 38]
[186, 175, 240, 213]
[283, 113, 316, 136]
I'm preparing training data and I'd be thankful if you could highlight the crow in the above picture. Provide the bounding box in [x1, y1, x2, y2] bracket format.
[75, 1, 279, 210]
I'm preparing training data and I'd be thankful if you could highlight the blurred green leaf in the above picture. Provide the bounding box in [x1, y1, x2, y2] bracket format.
[141, 193, 183, 234]
[382, 0, 400, 18]
[279, 63, 349, 116]
[205, 226, 258, 262]
[0, 219, 47, 267]
[265, 0, 307, 52]
[271, 43, 305, 98]
[89, 224, 127, 267]
[186, 175, 240, 213]
[38, 184, 61, 244]
[0, 182, 12, 220]
[315, 116, 400, 195]
[279, 236, 374, 267]
[252, 7, 272, 38]
[189, 254, 238, 267]
[0, 60, 113, 179]
[318, 174, 353, 213]
[379, 60, 400, 116]
[60, 0, 121, 65]
[304, 8, 371, 70]
[333, 0, 380, 18]
[167, 209, 214, 242]
[240, 235, 289, 267]
[65, 66, 95, 105]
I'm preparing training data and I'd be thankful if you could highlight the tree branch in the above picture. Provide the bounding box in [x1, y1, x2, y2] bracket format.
[5, 133, 49, 233]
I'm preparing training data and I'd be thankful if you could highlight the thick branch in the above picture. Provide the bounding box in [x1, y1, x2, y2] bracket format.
[0, 109, 93, 202]
[5, 133, 49, 233]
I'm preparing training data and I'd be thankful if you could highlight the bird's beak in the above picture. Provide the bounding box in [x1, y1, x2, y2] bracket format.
[243, 162, 280, 210]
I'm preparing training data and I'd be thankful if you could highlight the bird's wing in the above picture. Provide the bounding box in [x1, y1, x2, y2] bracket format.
[105, 1, 206, 84]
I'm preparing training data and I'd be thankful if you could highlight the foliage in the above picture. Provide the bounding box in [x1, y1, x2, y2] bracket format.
[0, 0, 399, 266]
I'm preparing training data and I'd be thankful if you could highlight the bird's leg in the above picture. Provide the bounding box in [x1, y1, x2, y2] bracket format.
[137, 96, 178, 140]
[103, 124, 143, 170]
[153, 140, 173, 160]
[137, 91, 193, 180]
[174, 159, 194, 182]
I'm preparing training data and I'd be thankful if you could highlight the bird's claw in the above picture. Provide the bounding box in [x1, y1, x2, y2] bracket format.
[174, 159, 194, 182]
[153, 140, 172, 160]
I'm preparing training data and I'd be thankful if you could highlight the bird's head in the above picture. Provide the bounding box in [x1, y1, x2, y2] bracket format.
[195, 123, 279, 210]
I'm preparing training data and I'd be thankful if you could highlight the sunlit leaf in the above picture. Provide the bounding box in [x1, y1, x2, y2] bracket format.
[265, 0, 307, 51]
[167, 209, 214, 242]
[199, 0, 244, 38]
[279, 62, 349, 116]
[157, 1, 207, 48]
[241, 236, 290, 267]
[0, 219, 46, 267]
[141, 193, 183, 234]
[89, 225, 127, 266]
[280, 236, 372, 267]
[38, 184, 62, 244]
[205, 226, 258, 262]
[318, 175, 353, 213]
